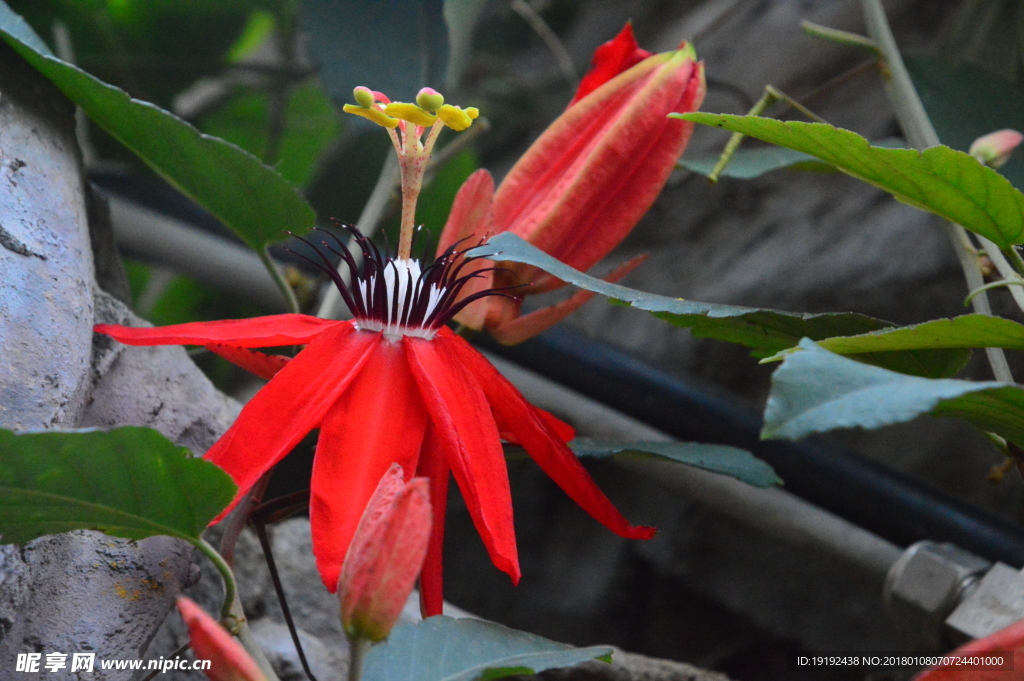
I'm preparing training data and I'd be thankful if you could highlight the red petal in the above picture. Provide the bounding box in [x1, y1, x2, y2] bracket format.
[439, 328, 654, 540]
[570, 23, 653, 106]
[405, 335, 521, 585]
[206, 322, 378, 523]
[417, 427, 451, 618]
[914, 618, 1024, 680]
[494, 49, 705, 274]
[95, 314, 339, 347]
[500, 407, 574, 445]
[311, 339, 429, 592]
[206, 344, 291, 380]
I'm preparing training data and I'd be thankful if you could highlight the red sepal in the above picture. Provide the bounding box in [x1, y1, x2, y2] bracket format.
[416, 426, 451, 618]
[405, 335, 521, 585]
[206, 322, 378, 523]
[206, 344, 291, 380]
[440, 328, 655, 540]
[311, 340, 429, 592]
[95, 314, 339, 347]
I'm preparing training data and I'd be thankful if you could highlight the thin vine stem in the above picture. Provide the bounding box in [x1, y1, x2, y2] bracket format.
[194, 538, 238, 622]
[348, 637, 371, 681]
[861, 0, 1015, 384]
[260, 246, 301, 314]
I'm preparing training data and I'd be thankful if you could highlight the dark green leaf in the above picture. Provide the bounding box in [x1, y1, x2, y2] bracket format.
[362, 616, 612, 681]
[762, 340, 1024, 446]
[678, 138, 905, 179]
[199, 79, 341, 188]
[766, 314, 1024, 361]
[0, 427, 237, 544]
[0, 3, 316, 250]
[676, 113, 1024, 248]
[906, 55, 1024, 192]
[571, 438, 782, 488]
[469, 233, 968, 377]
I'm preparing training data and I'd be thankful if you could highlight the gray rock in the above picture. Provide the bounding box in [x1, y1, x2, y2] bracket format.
[0, 38, 93, 433]
[250, 619, 346, 681]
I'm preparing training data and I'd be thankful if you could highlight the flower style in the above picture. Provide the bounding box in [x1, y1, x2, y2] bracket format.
[96, 228, 653, 617]
[436, 23, 706, 344]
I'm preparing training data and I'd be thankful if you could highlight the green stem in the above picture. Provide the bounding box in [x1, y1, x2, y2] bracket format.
[708, 89, 778, 183]
[193, 538, 280, 681]
[194, 538, 237, 621]
[963, 279, 1024, 306]
[260, 246, 301, 314]
[1003, 246, 1024, 278]
[861, 0, 1015, 384]
[707, 86, 825, 183]
[348, 637, 371, 681]
[800, 20, 881, 56]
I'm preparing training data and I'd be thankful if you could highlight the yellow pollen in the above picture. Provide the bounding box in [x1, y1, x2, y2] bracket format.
[383, 102, 438, 127]
[436, 104, 474, 131]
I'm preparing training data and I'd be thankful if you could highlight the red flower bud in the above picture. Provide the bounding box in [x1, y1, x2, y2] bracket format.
[176, 597, 266, 681]
[338, 463, 432, 642]
[438, 24, 706, 343]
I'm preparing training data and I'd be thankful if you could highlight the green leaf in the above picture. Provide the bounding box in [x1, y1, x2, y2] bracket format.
[0, 427, 237, 544]
[762, 340, 1024, 446]
[362, 616, 612, 681]
[0, 3, 317, 251]
[676, 113, 1024, 248]
[906, 55, 1024, 193]
[199, 79, 341, 188]
[469, 233, 968, 377]
[571, 438, 782, 488]
[678, 138, 905, 179]
[766, 314, 1024, 362]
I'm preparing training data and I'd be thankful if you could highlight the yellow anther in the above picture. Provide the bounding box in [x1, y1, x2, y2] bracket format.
[343, 103, 400, 128]
[466, 107, 479, 120]
[436, 104, 474, 131]
[416, 87, 445, 113]
[353, 86, 376, 108]
[383, 102, 437, 127]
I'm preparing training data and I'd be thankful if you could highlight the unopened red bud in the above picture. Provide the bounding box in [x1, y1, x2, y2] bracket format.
[338, 463, 432, 642]
[177, 597, 266, 681]
[970, 129, 1024, 169]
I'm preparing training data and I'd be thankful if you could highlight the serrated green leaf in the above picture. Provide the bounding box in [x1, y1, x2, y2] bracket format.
[0, 427, 237, 544]
[763, 339, 1024, 446]
[676, 113, 1024, 248]
[469, 233, 968, 377]
[906, 55, 1024, 193]
[571, 438, 782, 488]
[0, 2, 316, 251]
[766, 314, 1024, 362]
[678, 138, 905, 179]
[362, 616, 611, 681]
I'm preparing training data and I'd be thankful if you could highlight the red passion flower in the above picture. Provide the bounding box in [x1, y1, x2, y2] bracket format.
[95, 226, 654, 617]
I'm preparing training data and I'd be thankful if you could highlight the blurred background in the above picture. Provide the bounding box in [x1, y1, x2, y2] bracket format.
[13, 1, 1024, 679]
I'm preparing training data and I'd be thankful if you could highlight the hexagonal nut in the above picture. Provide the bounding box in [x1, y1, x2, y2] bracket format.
[884, 541, 991, 621]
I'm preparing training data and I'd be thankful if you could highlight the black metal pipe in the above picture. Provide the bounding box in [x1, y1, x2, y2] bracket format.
[479, 328, 1024, 567]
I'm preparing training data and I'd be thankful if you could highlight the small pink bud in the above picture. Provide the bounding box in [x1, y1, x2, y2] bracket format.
[969, 129, 1024, 169]
[176, 597, 266, 681]
[353, 86, 376, 109]
[338, 463, 432, 642]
